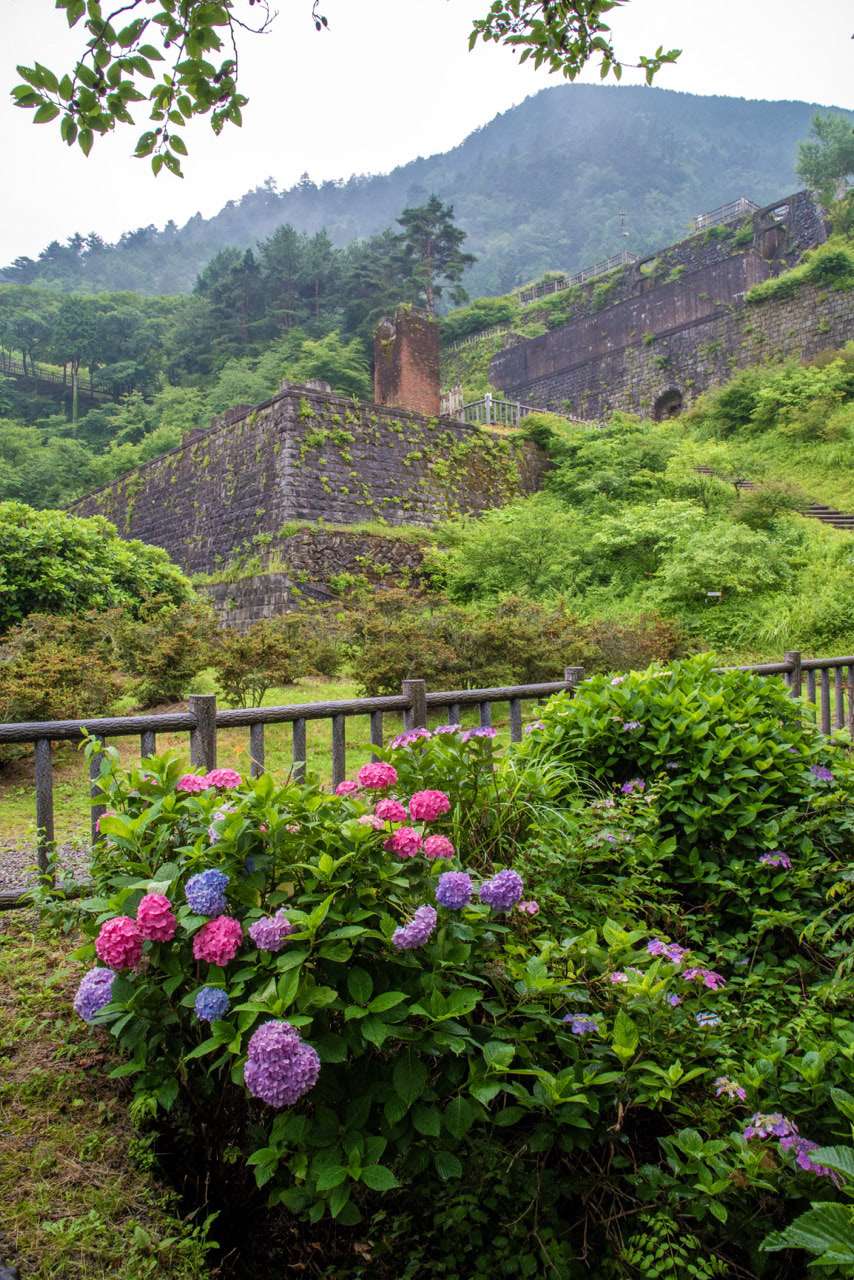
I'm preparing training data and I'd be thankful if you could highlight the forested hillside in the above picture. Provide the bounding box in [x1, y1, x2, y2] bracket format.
[5, 85, 850, 299]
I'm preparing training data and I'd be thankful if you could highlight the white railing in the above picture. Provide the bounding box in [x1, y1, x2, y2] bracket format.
[694, 197, 758, 232]
[518, 251, 638, 304]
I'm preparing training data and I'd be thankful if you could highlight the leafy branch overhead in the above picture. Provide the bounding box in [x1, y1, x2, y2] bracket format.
[12, 0, 680, 176]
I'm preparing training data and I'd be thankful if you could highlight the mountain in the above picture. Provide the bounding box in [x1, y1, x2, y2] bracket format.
[4, 85, 851, 299]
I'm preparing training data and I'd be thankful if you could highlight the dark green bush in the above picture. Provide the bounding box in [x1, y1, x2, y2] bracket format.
[0, 611, 124, 724]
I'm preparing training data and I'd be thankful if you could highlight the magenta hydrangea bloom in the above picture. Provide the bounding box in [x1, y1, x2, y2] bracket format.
[384, 826, 423, 858]
[435, 872, 473, 909]
[177, 774, 207, 794]
[423, 834, 455, 860]
[335, 779, 360, 795]
[409, 789, 451, 821]
[205, 768, 242, 789]
[95, 917, 144, 971]
[610, 971, 629, 984]
[244, 1020, 321, 1108]
[73, 967, 116, 1022]
[249, 910, 297, 953]
[480, 869, 524, 912]
[193, 916, 243, 966]
[392, 905, 437, 949]
[390, 727, 433, 749]
[357, 761, 398, 790]
[359, 813, 385, 829]
[136, 893, 177, 942]
[94, 809, 116, 835]
[375, 798, 408, 823]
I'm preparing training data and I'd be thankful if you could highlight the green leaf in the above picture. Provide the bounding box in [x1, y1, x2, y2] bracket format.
[443, 1096, 477, 1140]
[611, 1010, 639, 1060]
[360, 1164, 399, 1191]
[483, 1040, 515, 1070]
[763, 1204, 854, 1261]
[433, 1150, 463, 1181]
[367, 991, 407, 1013]
[411, 1105, 441, 1137]
[314, 1165, 348, 1191]
[392, 1050, 427, 1108]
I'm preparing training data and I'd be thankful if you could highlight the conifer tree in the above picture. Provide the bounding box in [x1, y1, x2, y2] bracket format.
[396, 196, 476, 317]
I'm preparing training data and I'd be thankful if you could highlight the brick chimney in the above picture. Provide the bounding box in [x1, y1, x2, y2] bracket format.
[374, 306, 440, 417]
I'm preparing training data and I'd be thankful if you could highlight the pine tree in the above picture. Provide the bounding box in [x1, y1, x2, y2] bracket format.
[396, 196, 476, 317]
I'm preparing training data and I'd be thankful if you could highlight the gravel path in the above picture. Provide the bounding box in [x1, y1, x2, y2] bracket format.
[0, 840, 93, 893]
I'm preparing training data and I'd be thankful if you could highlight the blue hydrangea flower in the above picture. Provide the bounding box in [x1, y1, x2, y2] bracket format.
[185, 868, 229, 916]
[810, 764, 834, 783]
[563, 1014, 600, 1035]
[194, 986, 231, 1022]
[73, 967, 116, 1023]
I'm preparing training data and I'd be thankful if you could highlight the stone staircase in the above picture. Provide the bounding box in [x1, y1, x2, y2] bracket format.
[694, 467, 854, 531]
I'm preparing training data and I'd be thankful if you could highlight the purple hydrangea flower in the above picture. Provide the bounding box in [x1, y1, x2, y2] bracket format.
[620, 778, 645, 795]
[780, 1135, 842, 1183]
[461, 726, 498, 742]
[562, 1014, 600, 1035]
[524, 721, 545, 734]
[185, 868, 229, 916]
[682, 967, 726, 991]
[744, 1112, 797, 1141]
[695, 1011, 721, 1028]
[479, 869, 524, 911]
[647, 938, 690, 966]
[243, 1020, 320, 1107]
[665, 992, 682, 1007]
[665, 761, 680, 771]
[73, 967, 116, 1022]
[249, 910, 297, 953]
[433, 724, 461, 735]
[621, 721, 641, 732]
[763, 849, 793, 870]
[195, 986, 231, 1022]
[390, 727, 433, 749]
[715, 1077, 747, 1102]
[392, 905, 438, 950]
[435, 872, 473, 910]
[810, 764, 834, 783]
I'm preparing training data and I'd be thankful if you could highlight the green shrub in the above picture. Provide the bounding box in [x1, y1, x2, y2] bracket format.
[113, 596, 219, 708]
[211, 611, 343, 707]
[0, 611, 124, 725]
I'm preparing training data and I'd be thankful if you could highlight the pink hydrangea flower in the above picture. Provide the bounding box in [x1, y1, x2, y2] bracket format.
[177, 774, 207, 794]
[359, 813, 386, 829]
[357, 761, 398, 790]
[517, 900, 539, 916]
[193, 916, 243, 966]
[94, 809, 115, 835]
[205, 768, 242, 789]
[136, 893, 177, 942]
[408, 789, 451, 821]
[375, 798, 408, 823]
[423, 834, 455, 860]
[335, 779, 360, 795]
[610, 971, 629, 983]
[95, 917, 144, 971]
[384, 826, 423, 858]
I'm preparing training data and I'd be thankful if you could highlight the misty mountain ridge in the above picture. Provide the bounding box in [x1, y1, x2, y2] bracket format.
[5, 84, 852, 300]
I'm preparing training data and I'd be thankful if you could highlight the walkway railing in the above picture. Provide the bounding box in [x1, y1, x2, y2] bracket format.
[693, 197, 758, 232]
[518, 251, 638, 305]
[0, 353, 100, 395]
[1, 650, 852, 905]
[443, 325, 511, 353]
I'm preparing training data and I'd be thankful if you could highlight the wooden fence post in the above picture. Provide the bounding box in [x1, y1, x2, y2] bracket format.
[564, 666, 585, 695]
[402, 679, 427, 729]
[34, 738, 55, 884]
[784, 651, 802, 701]
[190, 694, 217, 771]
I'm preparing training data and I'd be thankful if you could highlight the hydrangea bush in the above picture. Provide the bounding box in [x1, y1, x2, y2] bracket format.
[56, 658, 854, 1275]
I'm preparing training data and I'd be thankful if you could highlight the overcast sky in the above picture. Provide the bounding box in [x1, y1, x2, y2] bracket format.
[2, 0, 853, 264]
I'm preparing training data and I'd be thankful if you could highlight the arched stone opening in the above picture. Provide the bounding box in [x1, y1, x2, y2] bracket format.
[653, 388, 683, 421]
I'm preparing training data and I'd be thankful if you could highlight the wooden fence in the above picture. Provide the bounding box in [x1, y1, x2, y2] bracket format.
[1, 650, 852, 906]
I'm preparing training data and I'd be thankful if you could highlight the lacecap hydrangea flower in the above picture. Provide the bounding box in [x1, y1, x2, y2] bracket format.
[193, 916, 243, 966]
[384, 826, 423, 858]
[563, 1015, 600, 1035]
[715, 1077, 747, 1102]
[185, 869, 229, 916]
[479, 869, 524, 912]
[244, 1020, 320, 1107]
[392, 905, 437, 949]
[136, 893, 177, 942]
[249, 910, 297, 953]
[357, 761, 398, 790]
[759, 851, 792, 869]
[620, 778, 645, 795]
[408, 789, 451, 821]
[95, 917, 144, 971]
[205, 768, 242, 789]
[435, 871, 473, 909]
[73, 967, 116, 1022]
[195, 986, 231, 1023]
[646, 938, 690, 965]
[423, 834, 455, 860]
[682, 967, 726, 991]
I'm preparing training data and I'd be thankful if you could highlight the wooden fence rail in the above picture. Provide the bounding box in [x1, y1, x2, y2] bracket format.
[2, 651, 853, 907]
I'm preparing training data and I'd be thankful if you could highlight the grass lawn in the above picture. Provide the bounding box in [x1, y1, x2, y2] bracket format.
[0, 912, 214, 1279]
